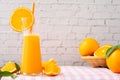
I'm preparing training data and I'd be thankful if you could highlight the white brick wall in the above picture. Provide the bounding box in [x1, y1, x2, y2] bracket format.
[0, 0, 120, 66]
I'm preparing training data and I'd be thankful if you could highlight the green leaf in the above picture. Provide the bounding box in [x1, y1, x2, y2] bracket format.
[105, 44, 120, 57]
[15, 63, 20, 71]
[0, 71, 17, 78]
[0, 71, 12, 76]
[105, 47, 113, 57]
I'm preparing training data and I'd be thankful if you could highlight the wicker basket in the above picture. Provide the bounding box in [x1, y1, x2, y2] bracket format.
[81, 56, 107, 67]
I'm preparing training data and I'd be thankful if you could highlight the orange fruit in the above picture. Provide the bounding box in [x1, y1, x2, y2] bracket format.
[44, 63, 61, 76]
[42, 58, 56, 70]
[78, 38, 99, 56]
[10, 7, 34, 32]
[42, 58, 61, 76]
[94, 44, 112, 57]
[106, 49, 120, 73]
[1, 61, 17, 73]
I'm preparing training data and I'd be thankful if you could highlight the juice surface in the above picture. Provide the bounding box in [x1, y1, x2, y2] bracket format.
[21, 34, 42, 74]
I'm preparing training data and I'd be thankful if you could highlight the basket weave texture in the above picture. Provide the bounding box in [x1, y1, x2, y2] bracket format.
[81, 56, 106, 67]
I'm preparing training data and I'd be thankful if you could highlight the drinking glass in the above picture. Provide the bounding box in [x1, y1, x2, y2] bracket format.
[20, 18, 42, 75]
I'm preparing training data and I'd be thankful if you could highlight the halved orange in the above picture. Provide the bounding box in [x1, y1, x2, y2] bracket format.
[1, 61, 17, 73]
[10, 7, 34, 32]
[94, 44, 112, 57]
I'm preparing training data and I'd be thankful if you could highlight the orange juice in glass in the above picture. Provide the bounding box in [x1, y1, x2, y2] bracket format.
[20, 33, 42, 75]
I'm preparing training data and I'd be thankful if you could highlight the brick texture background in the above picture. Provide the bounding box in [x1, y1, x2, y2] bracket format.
[0, 0, 120, 66]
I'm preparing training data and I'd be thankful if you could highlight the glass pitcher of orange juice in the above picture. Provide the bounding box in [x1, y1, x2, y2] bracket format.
[20, 33, 42, 75]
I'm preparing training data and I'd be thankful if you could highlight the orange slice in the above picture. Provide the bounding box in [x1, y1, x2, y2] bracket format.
[42, 58, 56, 70]
[10, 7, 34, 32]
[44, 63, 61, 76]
[42, 58, 61, 76]
[94, 44, 112, 57]
[1, 61, 17, 73]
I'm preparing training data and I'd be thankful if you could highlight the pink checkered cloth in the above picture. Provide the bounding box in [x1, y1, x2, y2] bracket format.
[1, 66, 120, 80]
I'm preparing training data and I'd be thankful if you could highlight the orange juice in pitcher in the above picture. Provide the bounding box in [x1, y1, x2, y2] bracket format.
[20, 33, 42, 75]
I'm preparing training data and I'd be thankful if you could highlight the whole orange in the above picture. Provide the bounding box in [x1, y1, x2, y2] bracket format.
[106, 49, 120, 73]
[78, 38, 99, 56]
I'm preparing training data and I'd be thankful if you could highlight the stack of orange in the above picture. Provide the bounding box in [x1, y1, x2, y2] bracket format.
[42, 58, 61, 76]
[78, 38, 112, 67]
[79, 38, 120, 73]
